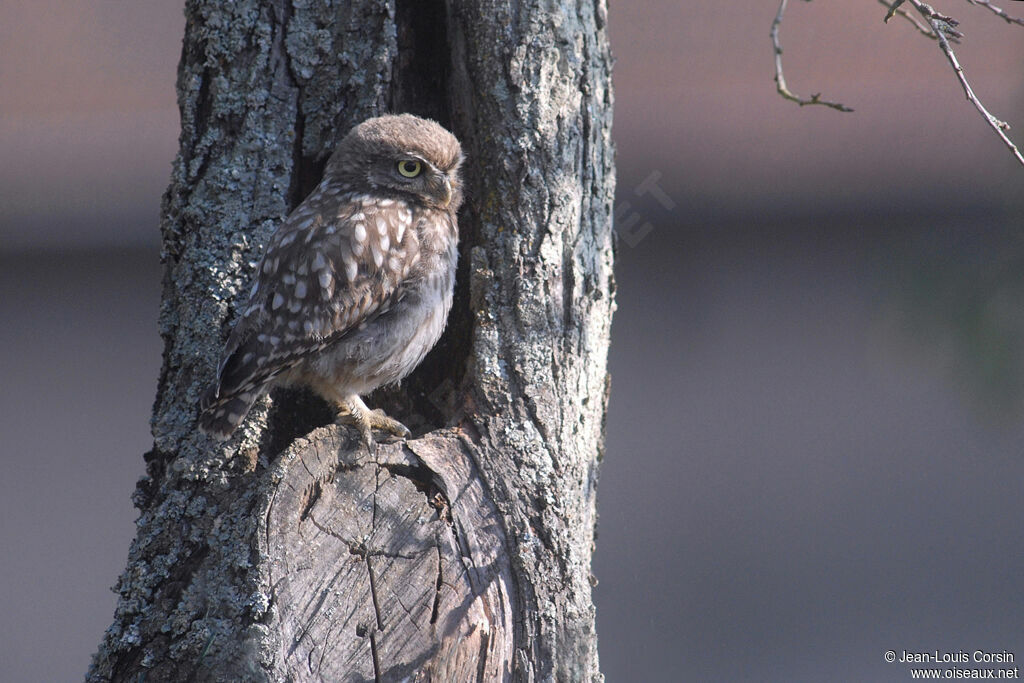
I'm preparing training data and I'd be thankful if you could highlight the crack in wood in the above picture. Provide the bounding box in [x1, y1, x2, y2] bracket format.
[287, 586, 330, 658]
[316, 616, 340, 675]
[310, 515, 360, 549]
[365, 555, 385, 632]
[476, 627, 490, 683]
[430, 543, 443, 625]
[371, 463, 381, 533]
[264, 486, 278, 554]
[368, 629, 382, 683]
[388, 591, 424, 632]
[298, 479, 322, 523]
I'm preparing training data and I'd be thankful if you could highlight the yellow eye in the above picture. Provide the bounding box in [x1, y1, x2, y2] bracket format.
[397, 159, 422, 178]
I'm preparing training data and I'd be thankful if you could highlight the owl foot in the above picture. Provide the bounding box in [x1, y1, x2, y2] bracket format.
[336, 395, 411, 453]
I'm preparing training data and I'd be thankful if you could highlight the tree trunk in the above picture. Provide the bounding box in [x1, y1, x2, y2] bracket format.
[88, 0, 614, 680]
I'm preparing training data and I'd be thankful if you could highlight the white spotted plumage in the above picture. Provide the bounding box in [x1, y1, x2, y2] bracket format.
[199, 114, 463, 442]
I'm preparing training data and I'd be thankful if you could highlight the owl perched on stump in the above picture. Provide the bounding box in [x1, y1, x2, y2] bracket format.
[199, 114, 463, 449]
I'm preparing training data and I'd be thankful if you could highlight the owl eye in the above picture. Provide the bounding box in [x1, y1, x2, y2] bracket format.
[397, 159, 422, 178]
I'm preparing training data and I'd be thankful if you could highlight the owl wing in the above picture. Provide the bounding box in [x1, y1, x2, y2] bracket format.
[199, 193, 420, 436]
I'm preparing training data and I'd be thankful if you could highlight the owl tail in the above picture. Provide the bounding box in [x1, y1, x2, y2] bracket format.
[198, 385, 261, 440]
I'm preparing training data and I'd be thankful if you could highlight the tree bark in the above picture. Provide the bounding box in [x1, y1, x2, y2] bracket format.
[89, 0, 614, 680]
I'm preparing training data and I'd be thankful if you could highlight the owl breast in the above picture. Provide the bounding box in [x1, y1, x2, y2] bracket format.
[282, 209, 457, 397]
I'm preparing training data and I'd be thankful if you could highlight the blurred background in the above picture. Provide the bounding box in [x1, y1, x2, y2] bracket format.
[1, 1, 1022, 680]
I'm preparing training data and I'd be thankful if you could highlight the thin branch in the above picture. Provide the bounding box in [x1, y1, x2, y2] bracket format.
[902, 0, 1024, 167]
[885, 0, 964, 39]
[884, 0, 909, 21]
[771, 0, 855, 112]
[772, 0, 1023, 168]
[878, 0, 939, 37]
[963, 0, 1024, 27]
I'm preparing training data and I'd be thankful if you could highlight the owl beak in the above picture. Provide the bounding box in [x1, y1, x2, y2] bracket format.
[427, 172, 453, 208]
[438, 176, 453, 208]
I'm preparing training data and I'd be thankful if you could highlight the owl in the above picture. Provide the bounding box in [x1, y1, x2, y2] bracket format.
[199, 114, 463, 449]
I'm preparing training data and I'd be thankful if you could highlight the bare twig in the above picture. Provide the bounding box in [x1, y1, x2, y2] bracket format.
[887, 0, 965, 38]
[878, 0, 938, 37]
[963, 0, 1024, 27]
[771, 0, 855, 112]
[902, 0, 1024, 166]
[773, 0, 1024, 168]
[910, 2, 965, 37]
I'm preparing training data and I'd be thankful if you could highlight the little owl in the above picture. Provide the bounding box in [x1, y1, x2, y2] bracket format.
[199, 114, 463, 449]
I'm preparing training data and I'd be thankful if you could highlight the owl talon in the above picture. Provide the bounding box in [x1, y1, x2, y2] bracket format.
[334, 413, 377, 453]
[361, 427, 377, 455]
[335, 395, 410, 453]
[368, 409, 412, 440]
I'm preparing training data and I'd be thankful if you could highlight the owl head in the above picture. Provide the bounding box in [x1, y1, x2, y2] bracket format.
[326, 114, 464, 212]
